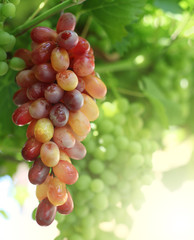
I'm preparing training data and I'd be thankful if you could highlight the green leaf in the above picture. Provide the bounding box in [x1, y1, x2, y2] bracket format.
[82, 0, 146, 43]
[154, 0, 182, 13]
[140, 78, 183, 127]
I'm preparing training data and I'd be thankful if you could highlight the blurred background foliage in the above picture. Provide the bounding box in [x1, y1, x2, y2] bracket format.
[0, 0, 194, 239]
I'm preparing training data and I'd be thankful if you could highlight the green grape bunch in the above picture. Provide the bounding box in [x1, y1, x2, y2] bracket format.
[0, 0, 26, 76]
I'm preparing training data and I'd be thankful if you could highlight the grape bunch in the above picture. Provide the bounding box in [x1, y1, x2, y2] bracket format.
[55, 98, 158, 240]
[0, 0, 26, 76]
[12, 12, 107, 226]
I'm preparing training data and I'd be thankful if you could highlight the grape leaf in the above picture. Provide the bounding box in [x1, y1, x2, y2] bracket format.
[82, 0, 146, 43]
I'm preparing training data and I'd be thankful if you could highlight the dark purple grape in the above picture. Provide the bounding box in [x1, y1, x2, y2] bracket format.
[63, 89, 84, 112]
[28, 158, 50, 185]
[36, 198, 57, 226]
[49, 103, 69, 127]
[56, 30, 78, 50]
[33, 63, 56, 83]
[22, 137, 42, 161]
[44, 83, 64, 104]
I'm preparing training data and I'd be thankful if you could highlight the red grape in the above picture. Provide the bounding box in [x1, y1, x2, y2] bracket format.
[56, 13, 76, 33]
[69, 37, 90, 56]
[36, 198, 57, 226]
[53, 126, 75, 149]
[26, 119, 37, 138]
[49, 103, 69, 127]
[64, 140, 86, 160]
[40, 141, 60, 167]
[73, 55, 95, 77]
[12, 101, 33, 126]
[21, 137, 42, 161]
[57, 30, 78, 50]
[44, 83, 64, 104]
[14, 48, 33, 68]
[63, 89, 84, 112]
[16, 70, 37, 88]
[31, 41, 56, 65]
[28, 158, 50, 185]
[33, 63, 56, 83]
[76, 77, 85, 92]
[13, 88, 29, 106]
[53, 160, 78, 185]
[57, 191, 74, 214]
[27, 82, 48, 101]
[29, 98, 51, 119]
[51, 47, 69, 72]
[31, 27, 57, 43]
[56, 70, 78, 91]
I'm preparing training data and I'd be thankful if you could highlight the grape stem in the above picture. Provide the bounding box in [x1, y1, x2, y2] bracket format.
[26, 0, 49, 22]
[81, 15, 93, 38]
[11, 0, 86, 36]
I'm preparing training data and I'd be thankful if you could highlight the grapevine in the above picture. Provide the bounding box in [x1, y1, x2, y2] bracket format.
[12, 12, 107, 226]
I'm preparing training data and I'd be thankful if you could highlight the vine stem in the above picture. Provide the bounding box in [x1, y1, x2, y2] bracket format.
[26, 0, 49, 22]
[11, 0, 86, 36]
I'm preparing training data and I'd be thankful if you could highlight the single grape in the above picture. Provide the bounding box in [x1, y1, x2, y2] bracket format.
[88, 159, 105, 175]
[44, 83, 64, 104]
[16, 70, 37, 88]
[80, 93, 99, 121]
[53, 160, 78, 185]
[1, 3, 16, 18]
[0, 48, 7, 61]
[101, 170, 118, 186]
[0, 61, 8, 76]
[0, 31, 10, 46]
[53, 126, 75, 149]
[83, 75, 107, 99]
[56, 70, 78, 91]
[34, 118, 54, 143]
[40, 141, 60, 167]
[91, 193, 108, 211]
[28, 158, 50, 184]
[9, 57, 26, 71]
[69, 37, 90, 56]
[90, 179, 104, 193]
[33, 63, 56, 83]
[47, 177, 67, 206]
[68, 110, 91, 136]
[13, 88, 29, 106]
[3, 34, 16, 52]
[29, 98, 51, 119]
[31, 27, 57, 43]
[57, 191, 74, 214]
[36, 198, 57, 226]
[63, 89, 84, 112]
[21, 137, 42, 161]
[27, 82, 48, 101]
[76, 77, 85, 92]
[63, 140, 86, 160]
[57, 30, 78, 50]
[73, 55, 95, 77]
[12, 101, 33, 126]
[51, 47, 69, 72]
[49, 103, 69, 127]
[31, 41, 56, 64]
[75, 174, 91, 191]
[56, 12, 76, 33]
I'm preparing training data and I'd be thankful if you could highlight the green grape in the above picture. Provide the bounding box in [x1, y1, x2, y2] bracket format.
[115, 136, 129, 150]
[75, 174, 91, 191]
[31, 207, 37, 220]
[117, 180, 131, 194]
[75, 205, 89, 218]
[1, 3, 16, 18]
[128, 141, 142, 153]
[101, 170, 118, 186]
[3, 35, 16, 52]
[90, 179, 104, 193]
[115, 98, 129, 113]
[9, 0, 20, 6]
[113, 125, 124, 136]
[113, 113, 127, 125]
[85, 140, 96, 154]
[104, 144, 118, 160]
[0, 61, 8, 76]
[0, 31, 11, 46]
[101, 101, 117, 117]
[93, 147, 106, 160]
[0, 48, 7, 61]
[89, 159, 105, 174]
[9, 57, 26, 71]
[92, 193, 109, 210]
[81, 215, 95, 228]
[130, 102, 144, 116]
[99, 134, 114, 146]
[129, 154, 144, 168]
[98, 119, 114, 133]
[82, 227, 96, 240]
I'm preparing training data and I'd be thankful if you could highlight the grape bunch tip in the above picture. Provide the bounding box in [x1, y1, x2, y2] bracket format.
[12, 12, 107, 226]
